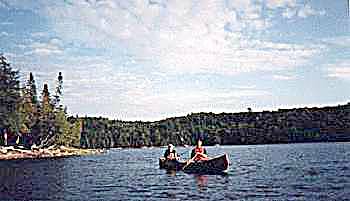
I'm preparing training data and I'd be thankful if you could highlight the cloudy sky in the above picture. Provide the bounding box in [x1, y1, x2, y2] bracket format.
[0, 0, 349, 121]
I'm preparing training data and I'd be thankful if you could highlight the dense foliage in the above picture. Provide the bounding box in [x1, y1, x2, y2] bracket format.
[0, 55, 21, 132]
[0, 55, 80, 148]
[80, 104, 350, 148]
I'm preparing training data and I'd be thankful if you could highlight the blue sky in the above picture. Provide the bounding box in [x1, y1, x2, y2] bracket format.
[0, 0, 349, 121]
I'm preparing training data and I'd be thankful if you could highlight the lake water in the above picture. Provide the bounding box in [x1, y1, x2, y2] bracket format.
[1, 142, 350, 201]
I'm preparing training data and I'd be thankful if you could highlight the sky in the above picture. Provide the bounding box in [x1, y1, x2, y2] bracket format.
[0, 0, 349, 121]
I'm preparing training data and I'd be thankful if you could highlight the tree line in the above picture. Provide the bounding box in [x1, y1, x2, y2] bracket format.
[79, 103, 350, 148]
[2, 53, 350, 150]
[0, 54, 80, 148]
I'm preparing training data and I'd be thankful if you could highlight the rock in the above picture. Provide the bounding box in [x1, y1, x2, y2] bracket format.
[0, 147, 8, 154]
[0, 146, 105, 160]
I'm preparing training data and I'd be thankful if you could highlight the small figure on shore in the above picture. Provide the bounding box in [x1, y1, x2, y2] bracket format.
[0, 128, 4, 146]
[163, 144, 179, 160]
[3, 128, 8, 146]
[190, 139, 208, 161]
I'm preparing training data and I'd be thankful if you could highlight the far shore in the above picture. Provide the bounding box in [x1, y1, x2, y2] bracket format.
[2, 141, 349, 161]
[109, 140, 350, 149]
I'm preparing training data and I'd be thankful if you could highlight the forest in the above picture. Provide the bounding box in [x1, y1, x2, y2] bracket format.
[80, 101, 350, 148]
[2, 54, 350, 150]
[0, 54, 80, 149]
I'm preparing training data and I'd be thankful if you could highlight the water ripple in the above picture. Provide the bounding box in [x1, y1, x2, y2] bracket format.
[1, 143, 350, 201]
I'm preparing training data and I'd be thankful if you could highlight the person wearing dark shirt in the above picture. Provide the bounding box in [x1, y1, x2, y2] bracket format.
[163, 144, 179, 160]
[190, 139, 208, 161]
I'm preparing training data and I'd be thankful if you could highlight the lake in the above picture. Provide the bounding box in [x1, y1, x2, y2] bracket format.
[1, 142, 350, 201]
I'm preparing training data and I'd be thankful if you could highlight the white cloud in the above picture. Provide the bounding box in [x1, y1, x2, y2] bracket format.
[33, 52, 276, 121]
[2, 0, 334, 120]
[265, 1, 325, 19]
[49, 38, 63, 46]
[120, 87, 272, 120]
[282, 7, 297, 18]
[0, 1, 8, 9]
[39, 55, 154, 108]
[272, 74, 296, 80]
[326, 61, 350, 79]
[31, 32, 48, 38]
[298, 4, 325, 18]
[3, 52, 17, 59]
[25, 38, 64, 56]
[321, 36, 350, 48]
[2, 0, 45, 11]
[0, 31, 9, 36]
[226, 0, 252, 10]
[154, 37, 323, 75]
[0, 21, 13, 25]
[34, 0, 278, 50]
[34, 0, 323, 76]
[143, 89, 269, 105]
[265, 0, 297, 9]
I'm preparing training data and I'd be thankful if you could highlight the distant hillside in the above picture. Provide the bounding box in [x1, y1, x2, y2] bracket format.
[78, 103, 350, 148]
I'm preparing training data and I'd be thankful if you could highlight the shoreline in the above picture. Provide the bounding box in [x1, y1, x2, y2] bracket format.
[104, 140, 350, 150]
[2, 141, 349, 160]
[0, 146, 105, 161]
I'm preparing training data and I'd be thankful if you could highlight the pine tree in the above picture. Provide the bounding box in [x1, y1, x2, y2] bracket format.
[35, 83, 56, 147]
[52, 72, 74, 147]
[69, 118, 82, 147]
[41, 83, 52, 114]
[28, 72, 38, 105]
[0, 54, 21, 130]
[54, 108, 71, 146]
[153, 128, 161, 146]
[38, 72, 79, 148]
[53, 72, 63, 109]
[19, 73, 39, 128]
[16, 72, 40, 147]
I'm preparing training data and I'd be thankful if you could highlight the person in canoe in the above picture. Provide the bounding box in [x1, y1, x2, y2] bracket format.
[190, 139, 209, 161]
[163, 144, 179, 160]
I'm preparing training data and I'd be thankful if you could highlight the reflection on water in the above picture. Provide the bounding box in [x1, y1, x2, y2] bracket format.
[166, 170, 177, 176]
[195, 175, 208, 190]
[0, 143, 350, 201]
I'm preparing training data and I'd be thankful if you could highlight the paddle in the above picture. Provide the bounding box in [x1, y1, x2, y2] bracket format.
[182, 152, 200, 170]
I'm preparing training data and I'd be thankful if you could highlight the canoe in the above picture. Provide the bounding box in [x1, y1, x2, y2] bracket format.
[159, 158, 186, 171]
[183, 154, 229, 174]
[159, 154, 229, 174]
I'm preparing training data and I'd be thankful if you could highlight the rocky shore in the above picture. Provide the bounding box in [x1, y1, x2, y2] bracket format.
[0, 145, 105, 160]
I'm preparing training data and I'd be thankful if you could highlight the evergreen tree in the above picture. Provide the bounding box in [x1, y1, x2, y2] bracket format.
[41, 83, 52, 114]
[0, 54, 21, 130]
[28, 72, 38, 105]
[36, 83, 56, 147]
[153, 128, 161, 146]
[19, 72, 39, 130]
[69, 119, 82, 147]
[52, 72, 79, 147]
[54, 108, 72, 146]
[18, 72, 40, 147]
[53, 72, 63, 109]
